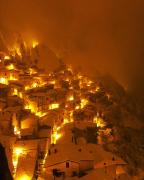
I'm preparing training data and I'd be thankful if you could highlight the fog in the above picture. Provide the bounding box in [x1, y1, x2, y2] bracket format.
[0, 0, 144, 89]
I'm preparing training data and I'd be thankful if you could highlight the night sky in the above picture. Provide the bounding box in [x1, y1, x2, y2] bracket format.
[0, 0, 144, 90]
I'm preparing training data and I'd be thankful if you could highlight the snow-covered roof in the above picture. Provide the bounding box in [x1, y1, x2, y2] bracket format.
[45, 143, 94, 167]
[94, 158, 127, 169]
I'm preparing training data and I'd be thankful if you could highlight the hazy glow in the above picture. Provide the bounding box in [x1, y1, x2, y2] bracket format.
[15, 46, 22, 57]
[29, 68, 37, 75]
[51, 132, 62, 144]
[51, 125, 62, 144]
[14, 126, 21, 137]
[15, 147, 23, 156]
[63, 118, 69, 124]
[75, 105, 80, 110]
[32, 40, 39, 48]
[25, 80, 46, 90]
[81, 98, 88, 108]
[32, 82, 38, 88]
[49, 103, 59, 110]
[93, 116, 106, 128]
[19, 92, 23, 98]
[6, 64, 15, 70]
[24, 102, 37, 113]
[17, 174, 30, 180]
[0, 77, 8, 84]
[4, 55, 10, 60]
[13, 147, 24, 175]
[9, 74, 18, 81]
[49, 80, 56, 85]
[24, 101, 47, 117]
[35, 111, 47, 117]
[68, 95, 74, 101]
[13, 88, 18, 96]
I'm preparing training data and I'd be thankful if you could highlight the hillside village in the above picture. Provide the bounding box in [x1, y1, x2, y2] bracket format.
[0, 39, 144, 180]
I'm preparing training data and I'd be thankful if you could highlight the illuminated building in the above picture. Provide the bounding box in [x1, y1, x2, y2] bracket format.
[93, 116, 106, 128]
[0, 77, 8, 84]
[80, 98, 88, 109]
[32, 41, 39, 48]
[51, 125, 62, 144]
[4, 55, 11, 60]
[49, 103, 59, 110]
[12, 147, 24, 175]
[16, 174, 30, 180]
[6, 64, 15, 70]
[68, 95, 74, 101]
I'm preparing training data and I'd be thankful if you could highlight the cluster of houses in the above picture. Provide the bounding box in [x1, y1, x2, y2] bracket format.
[0, 41, 129, 180]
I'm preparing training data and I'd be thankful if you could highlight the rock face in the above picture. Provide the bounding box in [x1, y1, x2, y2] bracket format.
[36, 44, 59, 73]
[0, 143, 13, 180]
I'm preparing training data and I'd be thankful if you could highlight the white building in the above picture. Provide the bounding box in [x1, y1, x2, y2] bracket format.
[44, 143, 94, 177]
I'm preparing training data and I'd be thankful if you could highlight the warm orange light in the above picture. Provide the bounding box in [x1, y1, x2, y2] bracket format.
[15, 147, 23, 156]
[4, 55, 10, 60]
[14, 127, 21, 137]
[51, 131, 62, 144]
[51, 125, 62, 144]
[25, 80, 46, 90]
[13, 88, 18, 96]
[93, 116, 106, 128]
[96, 86, 100, 92]
[36, 111, 47, 117]
[0, 77, 8, 84]
[17, 174, 30, 180]
[14, 46, 22, 57]
[70, 111, 74, 122]
[75, 105, 80, 110]
[29, 68, 37, 75]
[49, 80, 56, 85]
[24, 102, 37, 113]
[87, 80, 93, 87]
[67, 65, 73, 73]
[49, 103, 59, 110]
[68, 95, 74, 101]
[63, 118, 69, 124]
[77, 74, 83, 80]
[9, 74, 18, 81]
[24, 102, 46, 117]
[19, 92, 23, 98]
[6, 64, 15, 70]
[81, 98, 88, 108]
[13, 147, 24, 174]
[25, 86, 29, 90]
[32, 82, 38, 88]
[32, 41, 39, 48]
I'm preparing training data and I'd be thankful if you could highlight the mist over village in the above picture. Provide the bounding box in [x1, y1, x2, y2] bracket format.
[0, 1, 144, 180]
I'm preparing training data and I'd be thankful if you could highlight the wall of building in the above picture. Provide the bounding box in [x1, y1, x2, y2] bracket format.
[47, 161, 79, 177]
[21, 117, 37, 129]
[79, 160, 94, 171]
